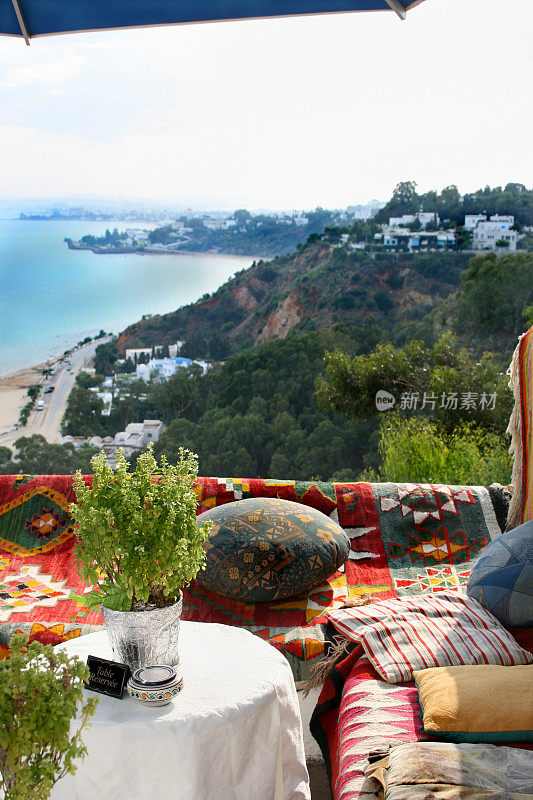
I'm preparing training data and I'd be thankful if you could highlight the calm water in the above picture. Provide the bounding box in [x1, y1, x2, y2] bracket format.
[0, 219, 252, 375]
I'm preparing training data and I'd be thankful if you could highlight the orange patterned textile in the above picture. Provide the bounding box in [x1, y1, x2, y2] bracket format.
[0, 475, 509, 682]
[507, 325, 533, 527]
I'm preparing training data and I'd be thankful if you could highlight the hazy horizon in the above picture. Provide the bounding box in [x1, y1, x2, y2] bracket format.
[1, 0, 532, 209]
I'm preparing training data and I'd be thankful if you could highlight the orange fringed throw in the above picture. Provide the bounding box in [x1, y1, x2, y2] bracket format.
[507, 325, 533, 528]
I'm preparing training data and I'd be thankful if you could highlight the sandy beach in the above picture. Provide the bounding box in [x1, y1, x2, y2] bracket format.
[0, 361, 55, 435]
[0, 339, 105, 450]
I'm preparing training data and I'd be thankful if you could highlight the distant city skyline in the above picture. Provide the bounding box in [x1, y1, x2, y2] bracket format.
[0, 0, 532, 208]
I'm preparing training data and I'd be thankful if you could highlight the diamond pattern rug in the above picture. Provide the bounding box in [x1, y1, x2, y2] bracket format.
[0, 475, 509, 681]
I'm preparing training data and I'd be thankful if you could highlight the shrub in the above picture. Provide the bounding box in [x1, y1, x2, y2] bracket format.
[375, 415, 511, 485]
[0, 633, 97, 800]
[71, 445, 211, 611]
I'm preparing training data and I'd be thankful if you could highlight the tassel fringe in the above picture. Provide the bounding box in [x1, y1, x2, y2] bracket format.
[506, 334, 524, 530]
[296, 594, 371, 696]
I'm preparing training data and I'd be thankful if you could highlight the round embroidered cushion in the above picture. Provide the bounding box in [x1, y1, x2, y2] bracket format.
[195, 497, 350, 602]
[467, 520, 533, 627]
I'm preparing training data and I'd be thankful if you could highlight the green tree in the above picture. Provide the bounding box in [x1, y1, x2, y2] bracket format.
[0, 447, 13, 472]
[453, 252, 533, 343]
[10, 436, 99, 475]
[316, 332, 511, 433]
[233, 209, 252, 224]
[149, 367, 201, 424]
[392, 180, 419, 209]
[27, 384, 40, 402]
[75, 372, 105, 390]
[373, 415, 511, 485]
[94, 340, 119, 375]
[62, 388, 105, 437]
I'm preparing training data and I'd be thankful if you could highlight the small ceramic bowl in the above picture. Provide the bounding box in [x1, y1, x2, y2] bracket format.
[127, 664, 183, 706]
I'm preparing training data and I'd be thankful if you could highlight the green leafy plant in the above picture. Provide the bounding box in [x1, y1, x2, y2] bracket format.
[71, 445, 211, 612]
[0, 633, 98, 800]
[372, 414, 511, 485]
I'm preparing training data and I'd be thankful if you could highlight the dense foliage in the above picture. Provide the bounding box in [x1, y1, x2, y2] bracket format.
[119, 246, 470, 356]
[61, 249, 533, 483]
[149, 328, 381, 479]
[0, 633, 97, 800]
[316, 332, 512, 434]
[370, 416, 512, 485]
[453, 252, 533, 347]
[375, 181, 533, 227]
[71, 447, 210, 611]
[0, 436, 98, 475]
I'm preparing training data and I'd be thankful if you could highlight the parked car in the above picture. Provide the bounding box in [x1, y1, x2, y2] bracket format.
[37, 401, 44, 410]
[44, 386, 55, 394]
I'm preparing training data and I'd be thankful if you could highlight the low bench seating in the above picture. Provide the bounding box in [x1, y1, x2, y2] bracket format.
[1, 474, 523, 799]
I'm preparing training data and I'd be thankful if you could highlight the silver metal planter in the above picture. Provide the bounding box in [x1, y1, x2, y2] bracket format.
[101, 595, 182, 672]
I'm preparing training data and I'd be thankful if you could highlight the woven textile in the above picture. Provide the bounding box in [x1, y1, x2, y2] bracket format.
[327, 590, 532, 683]
[311, 653, 429, 800]
[0, 476, 507, 682]
[373, 742, 533, 800]
[311, 628, 533, 800]
[507, 325, 533, 528]
[195, 497, 350, 601]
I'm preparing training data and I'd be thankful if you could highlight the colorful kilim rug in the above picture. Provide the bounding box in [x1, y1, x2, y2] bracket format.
[310, 627, 533, 800]
[0, 475, 509, 682]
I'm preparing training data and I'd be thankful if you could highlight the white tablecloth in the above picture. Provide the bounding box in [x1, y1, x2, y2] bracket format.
[51, 622, 310, 800]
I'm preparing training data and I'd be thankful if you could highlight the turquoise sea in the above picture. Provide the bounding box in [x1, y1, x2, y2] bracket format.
[0, 219, 253, 375]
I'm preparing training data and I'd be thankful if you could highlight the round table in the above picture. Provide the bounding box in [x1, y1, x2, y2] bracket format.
[50, 622, 310, 800]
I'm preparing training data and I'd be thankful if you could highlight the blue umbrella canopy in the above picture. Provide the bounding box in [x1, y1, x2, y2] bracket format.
[3, 0, 427, 45]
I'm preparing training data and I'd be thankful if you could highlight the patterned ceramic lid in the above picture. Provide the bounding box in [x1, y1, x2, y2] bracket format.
[130, 665, 178, 688]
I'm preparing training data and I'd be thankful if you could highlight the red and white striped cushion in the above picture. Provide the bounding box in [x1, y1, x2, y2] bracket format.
[327, 590, 533, 683]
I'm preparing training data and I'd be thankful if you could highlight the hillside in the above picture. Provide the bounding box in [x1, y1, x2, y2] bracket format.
[117, 241, 471, 358]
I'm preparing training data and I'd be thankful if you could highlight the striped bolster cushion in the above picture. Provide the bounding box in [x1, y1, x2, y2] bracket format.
[327, 590, 533, 683]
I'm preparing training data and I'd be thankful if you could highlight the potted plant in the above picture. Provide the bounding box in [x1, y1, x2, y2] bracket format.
[71, 445, 211, 670]
[0, 633, 97, 800]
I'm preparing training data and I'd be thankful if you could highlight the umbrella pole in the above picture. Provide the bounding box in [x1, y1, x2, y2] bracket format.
[384, 0, 407, 19]
[11, 0, 30, 44]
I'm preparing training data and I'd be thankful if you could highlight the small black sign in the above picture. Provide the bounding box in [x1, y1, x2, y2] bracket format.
[85, 655, 130, 699]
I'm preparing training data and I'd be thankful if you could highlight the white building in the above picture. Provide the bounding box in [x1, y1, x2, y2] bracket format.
[464, 214, 487, 230]
[389, 212, 439, 229]
[124, 228, 149, 242]
[101, 420, 165, 467]
[168, 342, 184, 357]
[135, 356, 209, 382]
[490, 215, 515, 225]
[203, 218, 237, 230]
[125, 343, 184, 362]
[89, 388, 113, 416]
[471, 215, 517, 251]
[375, 229, 455, 251]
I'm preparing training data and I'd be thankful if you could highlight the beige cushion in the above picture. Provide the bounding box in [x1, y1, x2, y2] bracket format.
[413, 664, 533, 742]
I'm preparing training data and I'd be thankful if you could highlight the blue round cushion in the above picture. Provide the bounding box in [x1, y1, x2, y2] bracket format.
[195, 497, 350, 602]
[467, 521, 533, 627]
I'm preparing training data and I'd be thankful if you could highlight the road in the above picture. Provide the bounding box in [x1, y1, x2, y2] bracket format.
[0, 338, 109, 449]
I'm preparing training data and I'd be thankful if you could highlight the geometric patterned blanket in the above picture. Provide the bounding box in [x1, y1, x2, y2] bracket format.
[310, 627, 533, 800]
[0, 475, 509, 684]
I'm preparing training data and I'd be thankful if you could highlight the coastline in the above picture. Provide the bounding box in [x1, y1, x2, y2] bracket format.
[66, 242, 261, 260]
[0, 360, 56, 437]
[0, 338, 106, 448]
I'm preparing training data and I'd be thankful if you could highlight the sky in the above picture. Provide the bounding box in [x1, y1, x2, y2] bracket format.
[0, 0, 532, 210]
